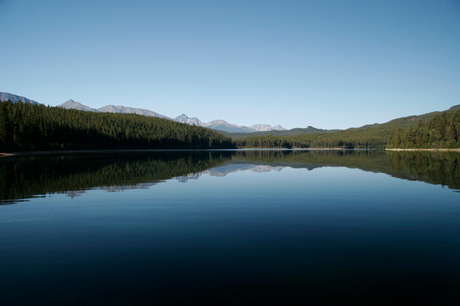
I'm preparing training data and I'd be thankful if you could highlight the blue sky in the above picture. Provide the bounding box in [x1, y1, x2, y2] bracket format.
[1, 0, 459, 129]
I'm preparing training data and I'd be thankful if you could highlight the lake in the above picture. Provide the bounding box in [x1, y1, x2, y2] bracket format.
[1, 149, 459, 304]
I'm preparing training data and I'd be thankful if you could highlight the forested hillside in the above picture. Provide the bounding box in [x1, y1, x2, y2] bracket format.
[0, 101, 234, 151]
[2, 100, 459, 151]
[221, 126, 337, 139]
[235, 128, 386, 148]
[234, 105, 460, 149]
[387, 107, 460, 149]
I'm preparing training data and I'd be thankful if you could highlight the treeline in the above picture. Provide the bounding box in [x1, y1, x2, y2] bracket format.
[0, 101, 235, 151]
[387, 108, 460, 149]
[234, 126, 390, 149]
[3, 100, 459, 151]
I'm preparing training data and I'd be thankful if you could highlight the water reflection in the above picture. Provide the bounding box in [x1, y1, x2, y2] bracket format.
[1, 149, 459, 203]
[0, 151, 233, 204]
[1, 150, 460, 304]
[176, 164, 284, 182]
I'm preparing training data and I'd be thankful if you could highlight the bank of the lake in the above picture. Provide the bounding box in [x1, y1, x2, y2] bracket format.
[0, 147, 378, 158]
[0, 149, 197, 158]
[386, 148, 460, 152]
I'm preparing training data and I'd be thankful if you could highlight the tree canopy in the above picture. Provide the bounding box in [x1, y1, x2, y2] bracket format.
[0, 101, 235, 151]
[387, 108, 460, 149]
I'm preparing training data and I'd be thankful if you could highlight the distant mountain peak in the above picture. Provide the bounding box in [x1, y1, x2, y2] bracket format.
[203, 120, 255, 133]
[209, 119, 228, 124]
[0, 92, 39, 105]
[96, 104, 171, 119]
[60, 101, 170, 119]
[175, 114, 204, 126]
[59, 100, 99, 112]
[250, 124, 286, 132]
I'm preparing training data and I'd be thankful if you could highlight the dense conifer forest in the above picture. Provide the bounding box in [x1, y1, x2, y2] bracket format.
[1, 100, 460, 151]
[232, 106, 460, 149]
[0, 101, 234, 151]
[233, 127, 389, 149]
[387, 108, 460, 149]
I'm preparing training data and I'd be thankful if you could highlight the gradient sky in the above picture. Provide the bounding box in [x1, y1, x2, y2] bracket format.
[1, 0, 459, 129]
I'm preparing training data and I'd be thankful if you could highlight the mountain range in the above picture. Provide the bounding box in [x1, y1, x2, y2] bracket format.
[59, 100, 170, 119]
[57, 99, 286, 133]
[4, 92, 457, 137]
[1, 93, 285, 133]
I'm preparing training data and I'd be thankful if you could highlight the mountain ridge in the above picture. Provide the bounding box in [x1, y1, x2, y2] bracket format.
[174, 114, 285, 133]
[0, 92, 39, 105]
[60, 99, 99, 112]
[97, 104, 171, 119]
[57, 99, 286, 133]
[2, 92, 458, 137]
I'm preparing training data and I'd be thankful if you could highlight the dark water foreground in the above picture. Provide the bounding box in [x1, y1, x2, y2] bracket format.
[1, 150, 459, 304]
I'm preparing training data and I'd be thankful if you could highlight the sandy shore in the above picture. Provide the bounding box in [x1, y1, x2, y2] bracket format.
[386, 148, 460, 152]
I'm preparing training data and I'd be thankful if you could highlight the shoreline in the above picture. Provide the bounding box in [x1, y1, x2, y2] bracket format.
[386, 148, 460, 152]
[0, 149, 228, 157]
[2, 147, 459, 158]
[1, 147, 374, 157]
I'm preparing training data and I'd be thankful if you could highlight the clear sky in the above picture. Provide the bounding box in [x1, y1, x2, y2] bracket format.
[1, 0, 459, 129]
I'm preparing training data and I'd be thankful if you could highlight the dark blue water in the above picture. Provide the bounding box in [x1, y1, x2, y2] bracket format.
[1, 150, 459, 304]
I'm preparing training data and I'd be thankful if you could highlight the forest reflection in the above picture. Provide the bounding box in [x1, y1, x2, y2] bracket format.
[1, 149, 459, 204]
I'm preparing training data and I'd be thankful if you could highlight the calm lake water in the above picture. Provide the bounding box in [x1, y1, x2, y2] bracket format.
[1, 150, 459, 304]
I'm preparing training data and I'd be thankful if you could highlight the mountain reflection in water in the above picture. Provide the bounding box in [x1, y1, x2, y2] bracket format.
[176, 164, 284, 182]
[1, 149, 459, 204]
